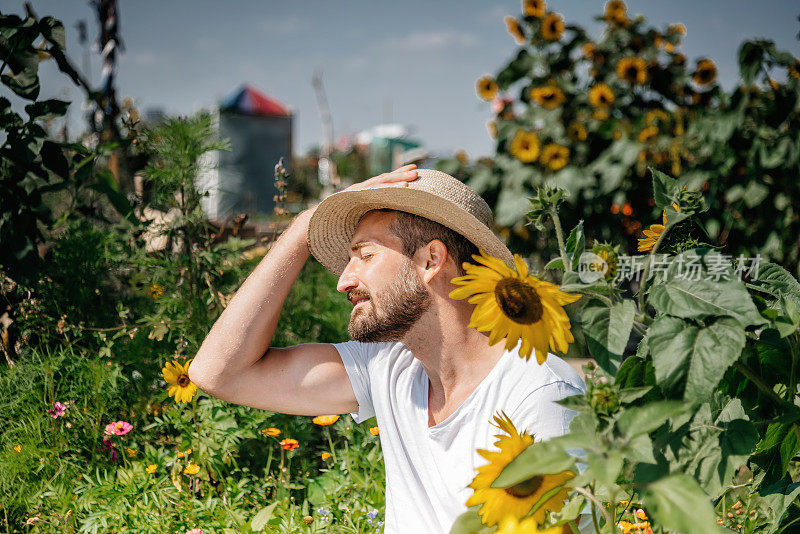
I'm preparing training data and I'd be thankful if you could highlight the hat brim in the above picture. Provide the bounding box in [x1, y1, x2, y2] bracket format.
[307, 186, 514, 276]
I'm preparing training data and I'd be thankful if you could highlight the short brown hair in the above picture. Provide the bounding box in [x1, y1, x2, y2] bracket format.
[368, 209, 478, 276]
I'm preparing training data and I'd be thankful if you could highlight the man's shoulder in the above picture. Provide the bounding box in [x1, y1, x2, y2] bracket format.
[502, 347, 586, 394]
[332, 339, 408, 364]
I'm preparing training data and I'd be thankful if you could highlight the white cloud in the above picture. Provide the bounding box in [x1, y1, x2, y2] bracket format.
[257, 16, 307, 36]
[382, 29, 479, 51]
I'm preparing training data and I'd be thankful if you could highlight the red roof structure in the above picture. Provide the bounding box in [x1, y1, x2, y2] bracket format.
[221, 84, 291, 116]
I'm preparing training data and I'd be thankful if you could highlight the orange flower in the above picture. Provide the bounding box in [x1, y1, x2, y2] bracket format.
[312, 415, 340, 426]
[369, 427, 380, 436]
[321, 452, 332, 460]
[668, 23, 686, 35]
[638, 126, 658, 143]
[260, 427, 281, 437]
[588, 83, 615, 107]
[476, 76, 499, 101]
[183, 463, 200, 475]
[529, 85, 565, 109]
[582, 42, 597, 61]
[604, 0, 628, 26]
[280, 438, 300, 450]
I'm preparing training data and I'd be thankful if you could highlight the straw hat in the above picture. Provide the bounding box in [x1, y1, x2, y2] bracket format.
[307, 168, 514, 276]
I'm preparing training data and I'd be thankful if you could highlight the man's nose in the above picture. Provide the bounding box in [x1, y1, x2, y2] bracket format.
[337, 261, 358, 293]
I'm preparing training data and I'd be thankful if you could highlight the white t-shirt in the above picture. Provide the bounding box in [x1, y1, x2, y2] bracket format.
[334, 339, 586, 534]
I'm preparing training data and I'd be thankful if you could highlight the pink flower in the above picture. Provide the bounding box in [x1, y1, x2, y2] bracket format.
[186, 529, 204, 534]
[104, 420, 133, 436]
[46, 401, 68, 419]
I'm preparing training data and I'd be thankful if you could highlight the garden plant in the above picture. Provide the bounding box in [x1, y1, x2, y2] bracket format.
[2, 1, 800, 533]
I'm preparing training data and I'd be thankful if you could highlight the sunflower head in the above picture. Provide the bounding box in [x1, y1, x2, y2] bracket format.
[581, 42, 597, 61]
[477, 75, 499, 101]
[645, 109, 670, 126]
[588, 83, 615, 108]
[590, 242, 620, 281]
[616, 57, 648, 85]
[693, 58, 717, 86]
[450, 251, 581, 363]
[637, 126, 658, 143]
[789, 57, 800, 81]
[540, 143, 569, 171]
[505, 16, 527, 45]
[668, 23, 686, 36]
[567, 122, 588, 142]
[161, 359, 198, 404]
[540, 12, 564, 41]
[509, 130, 541, 163]
[523, 0, 546, 18]
[604, 0, 628, 27]
[529, 85, 565, 109]
[467, 411, 575, 526]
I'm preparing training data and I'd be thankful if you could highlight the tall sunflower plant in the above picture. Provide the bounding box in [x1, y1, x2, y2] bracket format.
[450, 168, 800, 534]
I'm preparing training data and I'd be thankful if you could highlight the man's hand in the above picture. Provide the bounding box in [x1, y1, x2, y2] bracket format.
[341, 164, 419, 192]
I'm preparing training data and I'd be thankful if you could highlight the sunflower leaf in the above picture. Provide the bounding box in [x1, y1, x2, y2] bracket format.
[641, 474, 719, 533]
[564, 220, 585, 271]
[650, 168, 681, 211]
[491, 439, 576, 488]
[582, 299, 635, 376]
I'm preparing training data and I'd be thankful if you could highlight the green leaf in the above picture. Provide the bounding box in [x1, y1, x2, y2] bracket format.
[749, 262, 800, 306]
[25, 99, 68, 121]
[250, 501, 279, 531]
[649, 316, 746, 401]
[642, 474, 718, 534]
[545, 257, 564, 270]
[564, 220, 585, 271]
[648, 252, 765, 327]
[583, 300, 634, 376]
[587, 450, 623, 485]
[616, 401, 688, 439]
[738, 40, 764, 85]
[759, 477, 800, 534]
[38, 17, 66, 49]
[650, 168, 681, 211]
[492, 439, 576, 488]
[448, 506, 495, 534]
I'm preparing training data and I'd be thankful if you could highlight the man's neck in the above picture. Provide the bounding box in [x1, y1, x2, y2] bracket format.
[401, 303, 507, 418]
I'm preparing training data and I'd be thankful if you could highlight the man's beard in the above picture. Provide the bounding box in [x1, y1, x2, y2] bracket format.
[347, 258, 432, 342]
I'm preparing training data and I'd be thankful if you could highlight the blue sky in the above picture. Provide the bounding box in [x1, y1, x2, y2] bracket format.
[15, 0, 800, 159]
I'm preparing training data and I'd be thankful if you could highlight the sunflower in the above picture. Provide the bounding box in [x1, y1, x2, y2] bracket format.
[540, 13, 564, 41]
[505, 16, 526, 45]
[529, 85, 565, 109]
[567, 122, 588, 141]
[523, 0, 546, 18]
[487, 121, 498, 139]
[161, 359, 198, 403]
[509, 131, 541, 163]
[465, 411, 574, 526]
[593, 108, 611, 121]
[477, 75, 499, 101]
[591, 242, 620, 281]
[789, 58, 800, 81]
[616, 57, 648, 85]
[668, 23, 686, 35]
[496, 516, 562, 534]
[645, 109, 669, 126]
[604, 0, 628, 27]
[588, 83, 615, 107]
[540, 144, 570, 171]
[638, 209, 671, 252]
[312, 415, 340, 426]
[450, 251, 581, 363]
[693, 58, 717, 86]
[581, 42, 596, 61]
[637, 126, 658, 143]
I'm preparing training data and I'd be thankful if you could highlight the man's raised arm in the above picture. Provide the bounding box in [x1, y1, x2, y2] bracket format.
[187, 165, 418, 416]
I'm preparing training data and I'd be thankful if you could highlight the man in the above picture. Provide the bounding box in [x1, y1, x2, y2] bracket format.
[189, 165, 586, 533]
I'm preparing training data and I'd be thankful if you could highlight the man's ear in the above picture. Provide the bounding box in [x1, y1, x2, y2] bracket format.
[419, 239, 448, 284]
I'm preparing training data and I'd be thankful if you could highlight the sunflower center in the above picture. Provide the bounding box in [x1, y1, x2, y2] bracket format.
[177, 374, 190, 387]
[494, 278, 543, 324]
[504, 475, 544, 498]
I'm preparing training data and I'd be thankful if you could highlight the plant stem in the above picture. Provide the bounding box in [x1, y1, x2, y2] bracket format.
[325, 427, 337, 464]
[573, 486, 615, 533]
[732, 361, 785, 408]
[551, 208, 571, 272]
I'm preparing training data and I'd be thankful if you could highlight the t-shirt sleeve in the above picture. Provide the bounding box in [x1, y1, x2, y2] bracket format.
[510, 380, 584, 443]
[333, 340, 376, 424]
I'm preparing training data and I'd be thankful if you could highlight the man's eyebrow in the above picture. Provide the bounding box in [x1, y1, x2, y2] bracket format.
[350, 241, 374, 253]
